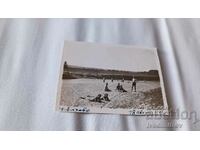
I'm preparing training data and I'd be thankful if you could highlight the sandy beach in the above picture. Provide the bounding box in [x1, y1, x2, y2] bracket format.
[60, 79, 164, 109]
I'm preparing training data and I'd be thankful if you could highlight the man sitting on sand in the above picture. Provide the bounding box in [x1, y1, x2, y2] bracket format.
[105, 83, 112, 92]
[116, 83, 121, 90]
[119, 85, 127, 92]
[116, 83, 127, 92]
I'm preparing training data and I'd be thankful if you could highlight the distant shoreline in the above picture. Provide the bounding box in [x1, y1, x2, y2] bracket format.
[63, 64, 160, 81]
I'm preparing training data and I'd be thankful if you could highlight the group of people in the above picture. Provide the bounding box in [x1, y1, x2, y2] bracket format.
[89, 77, 137, 103]
[104, 77, 137, 92]
[89, 93, 110, 103]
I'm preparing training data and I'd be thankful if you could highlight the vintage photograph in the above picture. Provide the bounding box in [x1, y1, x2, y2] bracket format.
[56, 41, 168, 115]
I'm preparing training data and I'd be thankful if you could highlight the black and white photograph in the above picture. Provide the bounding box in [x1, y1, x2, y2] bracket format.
[56, 41, 168, 115]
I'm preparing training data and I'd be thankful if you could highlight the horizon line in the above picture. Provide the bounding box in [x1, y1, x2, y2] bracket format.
[64, 63, 158, 73]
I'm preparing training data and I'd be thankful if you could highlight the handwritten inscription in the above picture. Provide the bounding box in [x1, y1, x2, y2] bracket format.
[129, 109, 166, 116]
[59, 106, 90, 113]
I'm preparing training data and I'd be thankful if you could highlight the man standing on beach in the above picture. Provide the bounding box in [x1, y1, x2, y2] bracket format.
[131, 76, 136, 92]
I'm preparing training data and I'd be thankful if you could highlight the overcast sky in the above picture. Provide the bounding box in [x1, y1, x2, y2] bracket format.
[64, 42, 158, 72]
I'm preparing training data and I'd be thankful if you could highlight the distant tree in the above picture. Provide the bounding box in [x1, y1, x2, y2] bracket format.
[148, 70, 158, 75]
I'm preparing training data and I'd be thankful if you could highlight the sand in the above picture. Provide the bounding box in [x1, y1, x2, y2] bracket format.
[60, 79, 164, 109]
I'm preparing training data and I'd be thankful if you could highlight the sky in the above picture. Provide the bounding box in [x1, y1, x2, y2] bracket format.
[63, 42, 159, 72]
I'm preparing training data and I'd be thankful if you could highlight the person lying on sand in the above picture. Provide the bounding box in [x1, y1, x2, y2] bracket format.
[89, 94, 110, 103]
[89, 94, 103, 102]
[105, 83, 112, 92]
